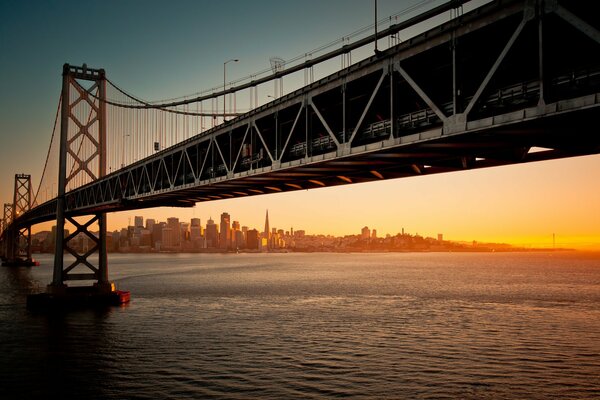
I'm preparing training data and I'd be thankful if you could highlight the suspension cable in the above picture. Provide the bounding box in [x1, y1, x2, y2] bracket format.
[85, 0, 469, 112]
[32, 94, 62, 206]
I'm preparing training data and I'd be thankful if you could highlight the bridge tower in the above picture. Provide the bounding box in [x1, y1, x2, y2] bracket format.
[0, 175, 35, 266]
[10, 174, 32, 263]
[48, 64, 113, 294]
[2, 203, 13, 235]
[0, 203, 13, 261]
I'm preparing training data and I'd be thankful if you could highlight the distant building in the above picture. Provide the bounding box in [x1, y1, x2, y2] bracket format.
[140, 229, 152, 247]
[161, 227, 175, 248]
[180, 222, 190, 243]
[111, 230, 120, 252]
[119, 228, 129, 248]
[191, 218, 201, 227]
[152, 222, 165, 248]
[242, 226, 248, 243]
[234, 230, 244, 249]
[438, 233, 443, 242]
[371, 229, 377, 239]
[167, 217, 180, 247]
[361, 226, 370, 239]
[146, 218, 156, 231]
[264, 210, 270, 244]
[190, 225, 202, 242]
[229, 221, 240, 248]
[260, 237, 269, 251]
[205, 218, 218, 248]
[220, 213, 231, 249]
[246, 229, 259, 249]
[134, 216, 144, 228]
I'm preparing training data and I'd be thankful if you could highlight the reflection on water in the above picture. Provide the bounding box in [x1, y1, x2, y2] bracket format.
[1, 252, 599, 399]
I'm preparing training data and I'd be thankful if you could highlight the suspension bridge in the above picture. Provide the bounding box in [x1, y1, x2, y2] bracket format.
[1, 0, 599, 306]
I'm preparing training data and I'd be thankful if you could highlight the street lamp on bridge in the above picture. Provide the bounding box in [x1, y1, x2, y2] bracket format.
[223, 58, 239, 123]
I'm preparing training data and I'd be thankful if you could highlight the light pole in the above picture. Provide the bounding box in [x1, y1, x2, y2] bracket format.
[223, 58, 239, 122]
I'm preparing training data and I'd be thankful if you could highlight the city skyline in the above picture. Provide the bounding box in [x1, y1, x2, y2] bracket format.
[1, 0, 599, 251]
[31, 208, 576, 252]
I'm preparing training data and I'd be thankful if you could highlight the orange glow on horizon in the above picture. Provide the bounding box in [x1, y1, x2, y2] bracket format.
[25, 155, 600, 252]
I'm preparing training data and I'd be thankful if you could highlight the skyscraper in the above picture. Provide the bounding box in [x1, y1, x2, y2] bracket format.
[134, 216, 144, 228]
[246, 229, 259, 249]
[161, 227, 175, 247]
[205, 217, 218, 248]
[146, 218, 156, 231]
[361, 226, 370, 239]
[220, 212, 231, 249]
[231, 220, 241, 248]
[264, 209, 270, 239]
[167, 217, 181, 247]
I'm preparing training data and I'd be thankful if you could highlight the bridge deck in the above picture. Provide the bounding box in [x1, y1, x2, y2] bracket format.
[15, 0, 600, 226]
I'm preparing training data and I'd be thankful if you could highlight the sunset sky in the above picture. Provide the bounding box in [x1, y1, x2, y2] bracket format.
[1, 0, 599, 250]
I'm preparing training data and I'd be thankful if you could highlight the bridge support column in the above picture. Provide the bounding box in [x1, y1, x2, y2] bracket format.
[40, 64, 128, 307]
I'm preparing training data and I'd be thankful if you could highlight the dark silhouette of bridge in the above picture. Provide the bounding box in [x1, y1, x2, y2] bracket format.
[1, 0, 599, 302]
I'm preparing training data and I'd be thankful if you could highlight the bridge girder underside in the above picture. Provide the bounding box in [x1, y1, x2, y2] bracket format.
[14, 0, 600, 226]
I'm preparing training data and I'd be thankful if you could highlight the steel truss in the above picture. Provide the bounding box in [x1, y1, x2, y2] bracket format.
[15, 0, 600, 227]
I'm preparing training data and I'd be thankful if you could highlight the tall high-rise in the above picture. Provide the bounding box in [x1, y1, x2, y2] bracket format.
[247, 229, 259, 249]
[146, 218, 156, 231]
[361, 226, 370, 239]
[220, 212, 231, 249]
[264, 210, 270, 240]
[205, 217, 218, 248]
[134, 216, 144, 228]
[231, 221, 241, 248]
[167, 217, 181, 247]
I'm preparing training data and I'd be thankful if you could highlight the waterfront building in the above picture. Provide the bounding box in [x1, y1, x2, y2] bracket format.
[241, 226, 248, 244]
[140, 229, 152, 247]
[205, 218, 218, 248]
[220, 213, 231, 249]
[234, 230, 244, 249]
[167, 217, 181, 247]
[246, 229, 259, 249]
[361, 226, 370, 239]
[180, 222, 190, 243]
[161, 227, 175, 248]
[152, 222, 165, 249]
[146, 218, 156, 231]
